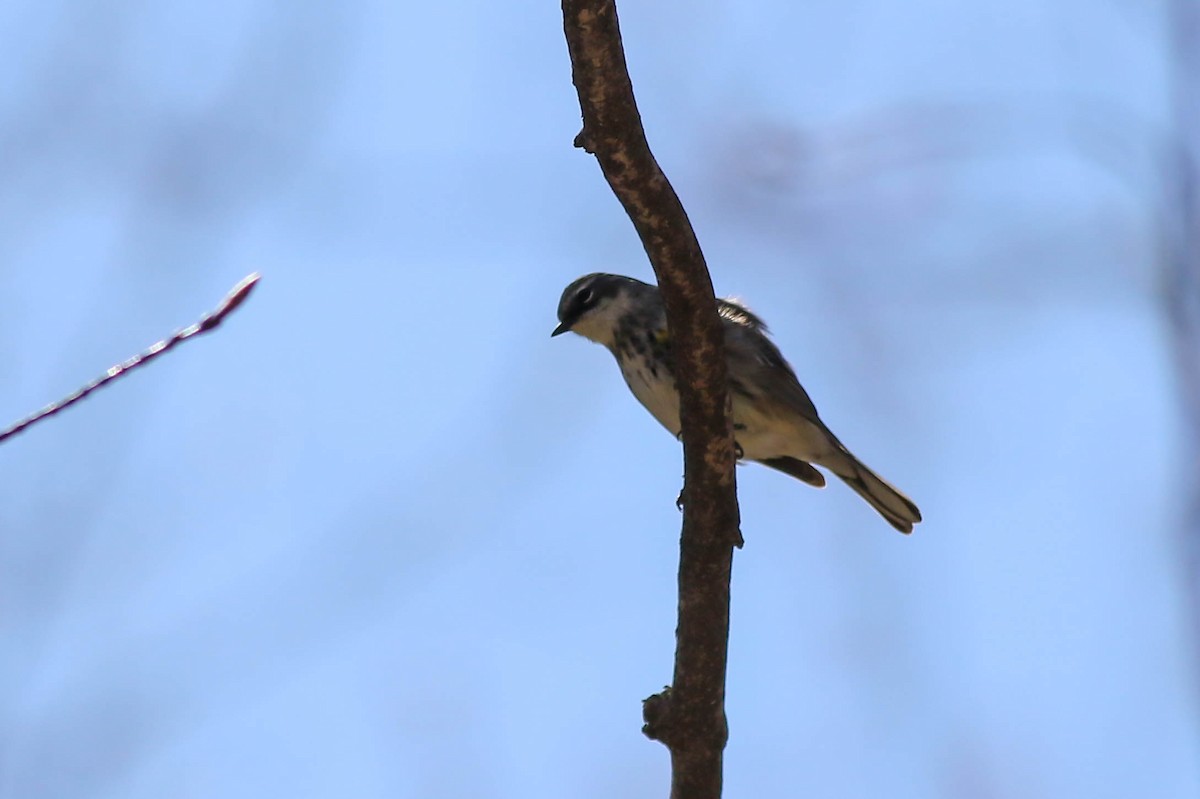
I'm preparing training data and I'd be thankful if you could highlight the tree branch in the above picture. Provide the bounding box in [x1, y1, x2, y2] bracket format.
[1166, 0, 1200, 698]
[0, 272, 260, 446]
[561, 2, 742, 797]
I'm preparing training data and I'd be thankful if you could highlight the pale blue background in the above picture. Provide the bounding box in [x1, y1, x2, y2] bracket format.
[1, 2, 1198, 797]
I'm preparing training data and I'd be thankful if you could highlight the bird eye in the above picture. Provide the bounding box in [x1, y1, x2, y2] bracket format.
[578, 288, 595, 306]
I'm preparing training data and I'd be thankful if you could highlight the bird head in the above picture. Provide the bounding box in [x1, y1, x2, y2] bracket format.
[551, 273, 650, 347]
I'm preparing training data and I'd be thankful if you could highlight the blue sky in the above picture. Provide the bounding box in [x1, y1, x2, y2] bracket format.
[1, 2, 1197, 797]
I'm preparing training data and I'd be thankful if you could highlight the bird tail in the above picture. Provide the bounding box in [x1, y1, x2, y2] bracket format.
[827, 451, 921, 534]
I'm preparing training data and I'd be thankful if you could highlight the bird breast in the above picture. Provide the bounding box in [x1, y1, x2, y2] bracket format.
[617, 355, 682, 437]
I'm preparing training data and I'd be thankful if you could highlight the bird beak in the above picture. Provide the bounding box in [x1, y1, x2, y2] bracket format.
[551, 321, 570, 337]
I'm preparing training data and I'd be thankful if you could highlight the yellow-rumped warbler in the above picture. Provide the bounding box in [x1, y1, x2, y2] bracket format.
[552, 273, 922, 533]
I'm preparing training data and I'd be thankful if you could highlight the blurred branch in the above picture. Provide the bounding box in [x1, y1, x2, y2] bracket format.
[561, 2, 741, 797]
[1166, 0, 1200, 690]
[0, 272, 260, 446]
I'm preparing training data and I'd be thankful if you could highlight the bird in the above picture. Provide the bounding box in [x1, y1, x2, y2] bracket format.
[551, 273, 921, 533]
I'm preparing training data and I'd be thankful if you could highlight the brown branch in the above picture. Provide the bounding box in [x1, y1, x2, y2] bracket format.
[561, 2, 742, 797]
[0, 272, 261, 446]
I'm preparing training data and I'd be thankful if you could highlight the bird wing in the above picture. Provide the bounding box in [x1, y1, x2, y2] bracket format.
[720, 298, 822, 425]
[758, 456, 827, 487]
[717, 297, 771, 333]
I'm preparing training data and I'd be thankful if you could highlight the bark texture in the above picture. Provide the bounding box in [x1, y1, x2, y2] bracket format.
[562, 2, 742, 797]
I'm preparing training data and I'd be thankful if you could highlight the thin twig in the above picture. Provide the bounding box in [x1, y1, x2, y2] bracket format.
[562, 2, 741, 797]
[0, 273, 261, 446]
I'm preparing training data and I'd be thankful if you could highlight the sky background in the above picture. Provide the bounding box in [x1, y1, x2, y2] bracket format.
[2, 1, 1199, 797]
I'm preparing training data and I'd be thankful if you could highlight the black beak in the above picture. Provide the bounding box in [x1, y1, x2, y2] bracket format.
[551, 321, 571, 337]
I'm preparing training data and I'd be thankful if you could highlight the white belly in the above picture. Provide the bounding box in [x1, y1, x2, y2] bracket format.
[619, 359, 828, 463]
[620, 359, 682, 436]
[730, 395, 826, 461]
